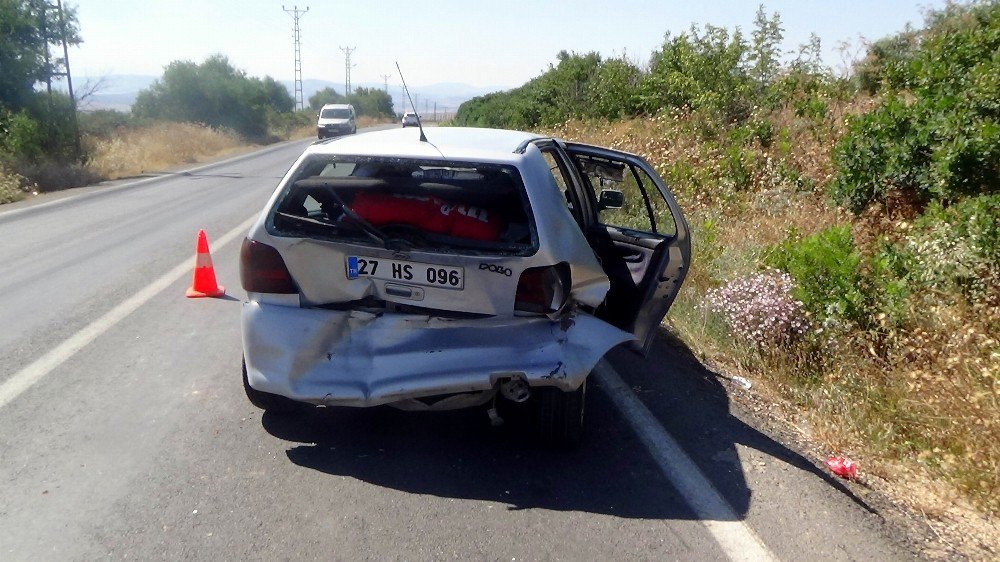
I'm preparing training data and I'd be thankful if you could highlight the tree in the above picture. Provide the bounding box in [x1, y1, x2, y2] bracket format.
[133, 55, 294, 140]
[308, 87, 345, 110]
[0, 0, 82, 112]
[749, 6, 784, 90]
[262, 76, 294, 113]
[347, 87, 393, 118]
[0, 1, 82, 161]
[639, 25, 753, 121]
[587, 57, 643, 120]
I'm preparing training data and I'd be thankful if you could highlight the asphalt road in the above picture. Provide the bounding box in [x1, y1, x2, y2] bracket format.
[0, 127, 915, 560]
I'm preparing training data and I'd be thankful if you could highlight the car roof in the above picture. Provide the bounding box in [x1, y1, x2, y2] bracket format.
[321, 103, 352, 109]
[309, 127, 545, 162]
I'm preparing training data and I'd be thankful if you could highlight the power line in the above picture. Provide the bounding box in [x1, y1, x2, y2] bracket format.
[340, 46, 356, 96]
[282, 5, 309, 110]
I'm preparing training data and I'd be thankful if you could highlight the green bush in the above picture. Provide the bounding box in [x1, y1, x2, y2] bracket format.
[0, 108, 45, 159]
[586, 57, 642, 120]
[310, 86, 395, 118]
[454, 8, 791, 130]
[1, 90, 81, 162]
[346, 87, 394, 118]
[895, 194, 1000, 302]
[832, 1, 1000, 212]
[638, 24, 754, 123]
[308, 87, 345, 110]
[765, 224, 868, 328]
[133, 55, 294, 141]
[265, 108, 312, 139]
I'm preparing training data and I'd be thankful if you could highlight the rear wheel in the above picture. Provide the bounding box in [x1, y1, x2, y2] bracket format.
[535, 379, 587, 445]
[242, 359, 300, 414]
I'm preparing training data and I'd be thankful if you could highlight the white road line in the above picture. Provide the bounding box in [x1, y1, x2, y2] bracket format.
[593, 360, 778, 562]
[0, 216, 257, 411]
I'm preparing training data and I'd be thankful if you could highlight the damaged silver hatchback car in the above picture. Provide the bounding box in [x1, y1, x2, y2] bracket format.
[240, 127, 689, 442]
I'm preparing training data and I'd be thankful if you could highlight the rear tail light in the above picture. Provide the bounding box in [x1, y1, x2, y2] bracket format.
[514, 263, 570, 314]
[240, 239, 298, 294]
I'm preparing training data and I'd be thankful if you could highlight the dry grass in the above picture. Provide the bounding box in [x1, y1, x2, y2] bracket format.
[542, 109, 1000, 558]
[84, 122, 246, 180]
[5, 116, 398, 200]
[356, 115, 388, 129]
[0, 165, 32, 204]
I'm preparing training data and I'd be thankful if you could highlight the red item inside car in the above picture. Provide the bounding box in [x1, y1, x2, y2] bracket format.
[350, 192, 503, 241]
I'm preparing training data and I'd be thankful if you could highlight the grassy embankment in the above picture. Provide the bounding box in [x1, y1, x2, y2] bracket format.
[542, 106, 998, 530]
[451, 6, 998, 546]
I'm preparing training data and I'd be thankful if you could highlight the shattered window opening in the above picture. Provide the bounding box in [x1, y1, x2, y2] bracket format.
[268, 155, 539, 257]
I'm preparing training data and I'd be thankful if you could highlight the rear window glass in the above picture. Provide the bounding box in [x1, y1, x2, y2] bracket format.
[268, 155, 537, 256]
[320, 108, 352, 118]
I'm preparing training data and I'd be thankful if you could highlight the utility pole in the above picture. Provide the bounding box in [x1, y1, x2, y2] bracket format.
[54, 0, 79, 158]
[380, 74, 391, 93]
[433, 102, 437, 122]
[36, 1, 80, 159]
[340, 46, 356, 95]
[283, 5, 309, 111]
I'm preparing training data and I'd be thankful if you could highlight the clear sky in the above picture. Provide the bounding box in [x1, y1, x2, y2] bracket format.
[69, 0, 948, 89]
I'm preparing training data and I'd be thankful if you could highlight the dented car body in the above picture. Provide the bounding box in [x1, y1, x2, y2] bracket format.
[240, 127, 689, 440]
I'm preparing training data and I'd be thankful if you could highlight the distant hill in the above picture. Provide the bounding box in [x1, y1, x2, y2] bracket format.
[69, 75, 508, 114]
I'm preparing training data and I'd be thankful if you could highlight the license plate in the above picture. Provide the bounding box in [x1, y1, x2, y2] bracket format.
[346, 256, 464, 290]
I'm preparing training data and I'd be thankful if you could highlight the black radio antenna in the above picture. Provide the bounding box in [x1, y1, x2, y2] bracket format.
[396, 62, 427, 142]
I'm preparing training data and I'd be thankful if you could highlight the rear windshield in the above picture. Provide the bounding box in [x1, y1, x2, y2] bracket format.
[267, 155, 537, 256]
[320, 108, 352, 119]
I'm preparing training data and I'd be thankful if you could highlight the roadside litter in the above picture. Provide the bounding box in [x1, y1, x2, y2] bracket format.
[730, 375, 752, 390]
[825, 456, 859, 479]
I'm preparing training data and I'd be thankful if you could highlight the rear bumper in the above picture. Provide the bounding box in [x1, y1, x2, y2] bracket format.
[242, 302, 632, 407]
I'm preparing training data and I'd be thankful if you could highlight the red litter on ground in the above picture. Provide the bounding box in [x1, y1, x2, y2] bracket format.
[826, 456, 858, 479]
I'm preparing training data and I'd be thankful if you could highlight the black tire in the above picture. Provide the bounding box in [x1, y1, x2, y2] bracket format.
[535, 379, 587, 445]
[242, 359, 300, 414]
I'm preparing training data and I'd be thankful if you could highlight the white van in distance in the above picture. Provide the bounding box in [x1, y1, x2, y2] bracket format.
[317, 104, 357, 138]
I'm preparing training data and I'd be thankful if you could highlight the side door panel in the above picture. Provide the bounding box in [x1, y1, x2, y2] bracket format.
[563, 143, 690, 354]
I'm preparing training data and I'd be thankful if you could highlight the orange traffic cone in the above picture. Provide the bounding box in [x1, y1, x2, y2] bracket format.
[186, 229, 225, 298]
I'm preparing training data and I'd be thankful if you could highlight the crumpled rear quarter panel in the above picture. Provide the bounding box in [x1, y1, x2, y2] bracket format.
[242, 302, 633, 407]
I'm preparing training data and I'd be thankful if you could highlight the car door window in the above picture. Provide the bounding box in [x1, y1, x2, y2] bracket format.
[574, 156, 676, 238]
[540, 148, 583, 222]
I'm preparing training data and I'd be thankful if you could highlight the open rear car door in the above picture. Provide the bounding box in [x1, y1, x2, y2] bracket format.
[562, 143, 690, 355]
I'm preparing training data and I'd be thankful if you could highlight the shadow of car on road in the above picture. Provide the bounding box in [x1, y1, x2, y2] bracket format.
[261, 327, 871, 521]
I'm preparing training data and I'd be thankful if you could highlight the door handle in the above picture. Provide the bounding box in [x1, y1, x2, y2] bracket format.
[621, 251, 644, 263]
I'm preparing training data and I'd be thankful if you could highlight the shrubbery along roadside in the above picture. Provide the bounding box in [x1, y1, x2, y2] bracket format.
[454, 1, 999, 525]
